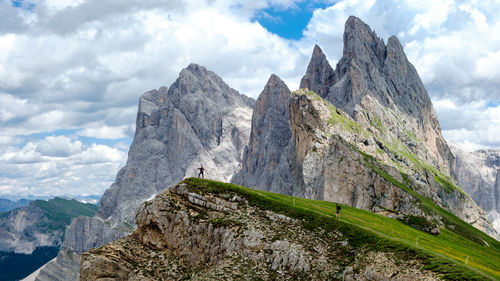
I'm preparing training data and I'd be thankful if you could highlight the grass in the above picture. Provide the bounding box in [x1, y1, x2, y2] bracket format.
[34, 197, 98, 232]
[327, 103, 364, 134]
[291, 89, 363, 134]
[358, 151, 499, 250]
[183, 178, 500, 281]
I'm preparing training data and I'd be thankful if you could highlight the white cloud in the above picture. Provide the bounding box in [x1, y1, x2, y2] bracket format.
[35, 135, 83, 157]
[1, 0, 500, 199]
[0, 93, 37, 123]
[77, 124, 129, 139]
[0, 135, 127, 198]
[77, 144, 124, 164]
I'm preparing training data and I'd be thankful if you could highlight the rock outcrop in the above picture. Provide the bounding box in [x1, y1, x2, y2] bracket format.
[450, 143, 500, 232]
[34, 248, 81, 281]
[36, 64, 254, 280]
[80, 181, 441, 281]
[232, 74, 292, 193]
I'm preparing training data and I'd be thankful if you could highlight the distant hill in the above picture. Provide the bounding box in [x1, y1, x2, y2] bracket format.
[0, 198, 31, 212]
[0, 197, 97, 281]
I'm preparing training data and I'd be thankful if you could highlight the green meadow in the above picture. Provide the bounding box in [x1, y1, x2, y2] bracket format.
[185, 178, 500, 281]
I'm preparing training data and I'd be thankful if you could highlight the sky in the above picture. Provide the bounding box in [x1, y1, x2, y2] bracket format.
[1, 0, 500, 199]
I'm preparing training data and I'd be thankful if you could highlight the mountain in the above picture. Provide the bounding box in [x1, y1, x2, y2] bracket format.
[80, 178, 500, 280]
[0, 198, 97, 281]
[0, 198, 30, 212]
[36, 16, 499, 280]
[301, 16, 453, 174]
[232, 74, 293, 193]
[0, 197, 97, 254]
[450, 144, 500, 232]
[35, 64, 255, 280]
[234, 16, 495, 238]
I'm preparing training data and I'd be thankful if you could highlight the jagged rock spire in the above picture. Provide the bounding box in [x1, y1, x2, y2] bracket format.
[232, 74, 292, 193]
[299, 16, 454, 173]
[300, 44, 335, 98]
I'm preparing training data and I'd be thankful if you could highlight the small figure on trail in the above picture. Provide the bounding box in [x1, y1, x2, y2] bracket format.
[336, 203, 341, 218]
[197, 165, 205, 178]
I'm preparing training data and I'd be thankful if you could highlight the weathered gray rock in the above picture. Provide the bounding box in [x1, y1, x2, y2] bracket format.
[232, 74, 292, 193]
[450, 143, 500, 233]
[34, 249, 80, 281]
[306, 16, 454, 175]
[80, 181, 441, 280]
[286, 90, 496, 238]
[299, 44, 335, 99]
[37, 64, 254, 280]
[288, 91, 420, 217]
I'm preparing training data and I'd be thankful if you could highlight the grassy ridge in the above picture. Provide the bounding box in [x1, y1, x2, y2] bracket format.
[34, 197, 98, 232]
[184, 178, 500, 280]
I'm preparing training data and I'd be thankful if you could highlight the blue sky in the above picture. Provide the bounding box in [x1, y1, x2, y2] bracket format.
[1, 0, 500, 200]
[253, 1, 331, 40]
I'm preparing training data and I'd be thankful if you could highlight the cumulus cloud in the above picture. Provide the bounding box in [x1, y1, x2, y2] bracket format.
[77, 123, 131, 139]
[1, 0, 500, 199]
[0, 135, 126, 198]
[35, 135, 83, 157]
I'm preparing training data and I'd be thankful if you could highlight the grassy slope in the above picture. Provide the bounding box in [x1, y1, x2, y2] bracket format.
[185, 178, 500, 281]
[293, 89, 496, 249]
[34, 197, 98, 232]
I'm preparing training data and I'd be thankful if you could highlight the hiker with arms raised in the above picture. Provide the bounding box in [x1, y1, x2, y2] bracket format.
[197, 165, 205, 178]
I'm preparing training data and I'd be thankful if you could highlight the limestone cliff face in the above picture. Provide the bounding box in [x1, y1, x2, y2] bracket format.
[302, 16, 453, 175]
[232, 74, 292, 193]
[450, 144, 500, 232]
[99, 63, 254, 226]
[36, 64, 254, 280]
[80, 181, 441, 281]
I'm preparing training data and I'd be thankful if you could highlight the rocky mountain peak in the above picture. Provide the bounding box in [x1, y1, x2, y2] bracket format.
[298, 16, 454, 174]
[232, 74, 292, 192]
[342, 16, 386, 67]
[386, 36, 406, 62]
[136, 86, 168, 134]
[36, 63, 255, 281]
[299, 44, 335, 98]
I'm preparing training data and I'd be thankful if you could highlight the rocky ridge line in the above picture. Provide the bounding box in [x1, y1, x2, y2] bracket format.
[80, 181, 442, 281]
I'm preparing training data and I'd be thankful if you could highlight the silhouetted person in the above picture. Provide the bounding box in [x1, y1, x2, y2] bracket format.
[336, 203, 341, 218]
[197, 165, 205, 178]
